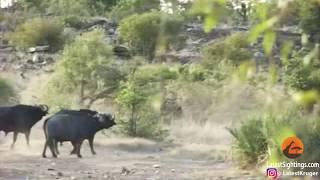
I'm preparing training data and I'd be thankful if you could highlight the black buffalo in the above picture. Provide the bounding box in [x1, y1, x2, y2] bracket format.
[57, 109, 98, 116]
[42, 111, 115, 158]
[0, 104, 49, 148]
[53, 109, 99, 154]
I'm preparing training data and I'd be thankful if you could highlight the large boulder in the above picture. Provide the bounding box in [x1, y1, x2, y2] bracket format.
[113, 45, 130, 59]
[28, 45, 50, 53]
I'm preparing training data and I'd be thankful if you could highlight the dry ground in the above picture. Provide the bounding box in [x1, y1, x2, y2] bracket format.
[0, 122, 262, 180]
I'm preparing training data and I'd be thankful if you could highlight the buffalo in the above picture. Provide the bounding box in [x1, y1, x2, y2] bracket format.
[42, 110, 116, 158]
[0, 104, 49, 148]
[53, 109, 99, 154]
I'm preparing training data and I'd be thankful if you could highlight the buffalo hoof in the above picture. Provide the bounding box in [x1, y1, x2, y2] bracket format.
[92, 152, 96, 155]
[42, 154, 47, 158]
[70, 150, 76, 155]
[77, 154, 82, 158]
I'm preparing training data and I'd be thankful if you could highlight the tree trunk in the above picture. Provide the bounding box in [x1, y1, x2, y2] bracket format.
[129, 104, 136, 137]
[79, 80, 85, 107]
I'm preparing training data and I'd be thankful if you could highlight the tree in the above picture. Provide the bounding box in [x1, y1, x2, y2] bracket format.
[0, 77, 16, 105]
[119, 11, 184, 60]
[115, 60, 176, 139]
[43, 30, 123, 108]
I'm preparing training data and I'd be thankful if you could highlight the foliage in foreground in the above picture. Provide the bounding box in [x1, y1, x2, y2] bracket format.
[228, 109, 320, 169]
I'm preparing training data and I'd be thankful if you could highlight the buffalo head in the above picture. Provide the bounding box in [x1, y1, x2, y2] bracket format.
[95, 113, 116, 128]
[38, 104, 49, 115]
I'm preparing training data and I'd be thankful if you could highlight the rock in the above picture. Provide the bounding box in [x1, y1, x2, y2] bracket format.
[155, 50, 201, 64]
[171, 169, 175, 172]
[47, 168, 55, 171]
[113, 45, 130, 58]
[155, 170, 160, 174]
[25, 59, 32, 64]
[84, 17, 117, 31]
[28, 45, 50, 53]
[45, 56, 55, 63]
[57, 172, 63, 176]
[70, 176, 77, 180]
[121, 167, 130, 175]
[153, 164, 161, 169]
[32, 53, 44, 63]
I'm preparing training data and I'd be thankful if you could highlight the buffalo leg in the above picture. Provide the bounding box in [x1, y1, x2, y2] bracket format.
[42, 140, 48, 158]
[24, 130, 30, 147]
[76, 141, 83, 158]
[48, 139, 57, 158]
[70, 141, 76, 154]
[11, 132, 18, 149]
[88, 137, 96, 155]
[54, 141, 60, 155]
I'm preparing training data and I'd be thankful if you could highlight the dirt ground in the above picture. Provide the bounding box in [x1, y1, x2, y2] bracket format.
[0, 122, 262, 180]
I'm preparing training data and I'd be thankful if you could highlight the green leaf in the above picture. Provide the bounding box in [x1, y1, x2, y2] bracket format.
[280, 41, 293, 65]
[204, 16, 217, 33]
[263, 31, 276, 55]
[249, 17, 279, 43]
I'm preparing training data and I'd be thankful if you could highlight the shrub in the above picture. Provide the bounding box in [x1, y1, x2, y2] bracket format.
[110, 0, 160, 21]
[64, 16, 85, 29]
[298, 0, 320, 42]
[119, 11, 184, 60]
[283, 50, 320, 91]
[0, 77, 16, 104]
[116, 102, 168, 141]
[202, 33, 251, 66]
[228, 115, 269, 166]
[229, 109, 320, 169]
[115, 63, 175, 140]
[116, 77, 168, 140]
[8, 18, 65, 51]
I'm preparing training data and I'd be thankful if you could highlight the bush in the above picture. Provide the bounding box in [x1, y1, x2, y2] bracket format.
[298, 0, 320, 42]
[8, 18, 65, 51]
[64, 16, 85, 29]
[119, 11, 184, 60]
[115, 63, 175, 140]
[110, 0, 160, 21]
[229, 109, 320, 169]
[228, 115, 269, 167]
[116, 78, 168, 140]
[283, 50, 320, 91]
[116, 103, 168, 141]
[0, 77, 16, 104]
[202, 33, 251, 66]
